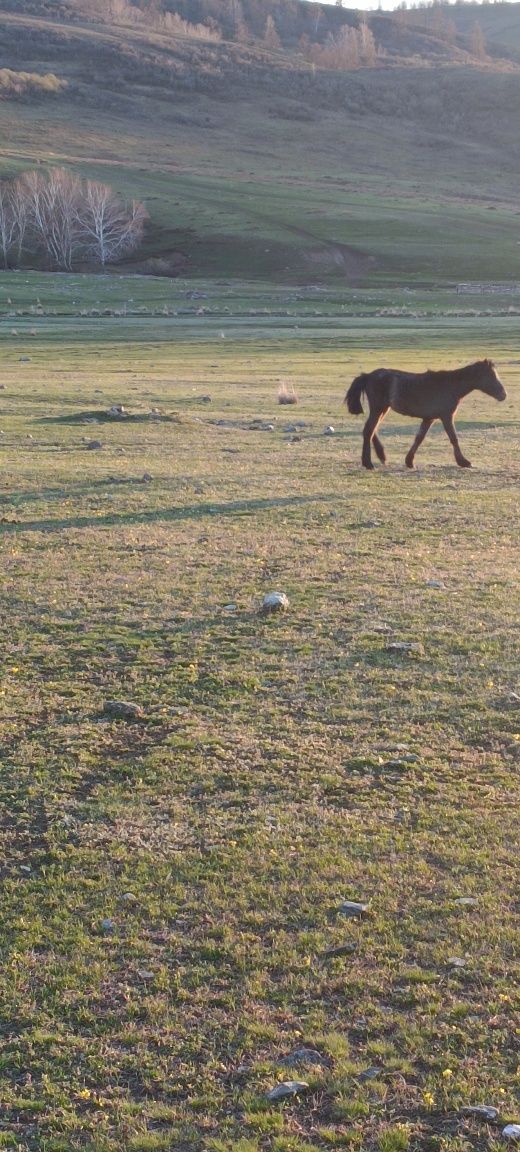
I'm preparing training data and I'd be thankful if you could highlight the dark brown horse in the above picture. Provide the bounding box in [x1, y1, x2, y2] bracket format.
[345, 359, 506, 469]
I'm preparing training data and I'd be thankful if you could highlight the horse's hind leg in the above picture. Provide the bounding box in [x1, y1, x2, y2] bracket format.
[442, 415, 471, 468]
[405, 418, 433, 469]
[372, 433, 386, 464]
[362, 407, 387, 470]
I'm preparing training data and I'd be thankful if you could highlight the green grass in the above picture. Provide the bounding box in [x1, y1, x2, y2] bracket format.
[0, 271, 518, 1151]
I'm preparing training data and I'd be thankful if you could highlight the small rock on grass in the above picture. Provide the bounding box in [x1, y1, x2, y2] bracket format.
[503, 1125, 520, 1141]
[103, 700, 145, 721]
[260, 592, 289, 615]
[339, 900, 369, 918]
[266, 1080, 308, 1101]
[454, 897, 478, 907]
[461, 1106, 499, 1121]
[101, 918, 116, 934]
[324, 425, 335, 435]
[86, 439, 103, 450]
[447, 957, 467, 969]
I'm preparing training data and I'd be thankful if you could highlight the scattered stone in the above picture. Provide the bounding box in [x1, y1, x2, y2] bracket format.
[461, 1106, 499, 1121]
[101, 918, 116, 934]
[426, 579, 445, 589]
[502, 1125, 520, 1141]
[260, 591, 289, 615]
[198, 395, 212, 403]
[19, 356, 31, 363]
[121, 892, 138, 903]
[103, 700, 145, 721]
[358, 1067, 382, 1082]
[20, 864, 32, 874]
[321, 942, 357, 959]
[107, 405, 126, 416]
[248, 421, 275, 432]
[324, 425, 335, 435]
[284, 424, 298, 433]
[86, 439, 103, 450]
[26, 434, 33, 440]
[137, 969, 155, 981]
[266, 1080, 308, 1101]
[223, 603, 237, 611]
[289, 435, 302, 443]
[447, 957, 467, 968]
[339, 900, 369, 918]
[141, 473, 153, 483]
[454, 897, 479, 907]
[280, 1048, 330, 1069]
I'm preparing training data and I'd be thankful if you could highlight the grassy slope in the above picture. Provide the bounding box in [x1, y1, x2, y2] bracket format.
[0, 274, 519, 1152]
[1, 6, 520, 282]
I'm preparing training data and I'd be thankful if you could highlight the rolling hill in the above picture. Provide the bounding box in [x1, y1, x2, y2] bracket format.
[1, 0, 520, 282]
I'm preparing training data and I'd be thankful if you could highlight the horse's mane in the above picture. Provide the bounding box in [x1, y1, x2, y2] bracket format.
[424, 359, 494, 381]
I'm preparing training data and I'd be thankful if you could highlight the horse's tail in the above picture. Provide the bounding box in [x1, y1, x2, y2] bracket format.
[345, 373, 368, 415]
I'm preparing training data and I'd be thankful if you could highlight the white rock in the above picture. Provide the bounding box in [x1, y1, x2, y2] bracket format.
[266, 1080, 308, 1101]
[324, 425, 335, 435]
[261, 592, 289, 614]
[339, 900, 369, 918]
[502, 1125, 520, 1141]
[454, 897, 478, 907]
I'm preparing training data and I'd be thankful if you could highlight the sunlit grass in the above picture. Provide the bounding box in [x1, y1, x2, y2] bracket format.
[0, 275, 518, 1151]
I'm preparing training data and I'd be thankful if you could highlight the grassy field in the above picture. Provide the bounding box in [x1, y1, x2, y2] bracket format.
[0, 271, 518, 1152]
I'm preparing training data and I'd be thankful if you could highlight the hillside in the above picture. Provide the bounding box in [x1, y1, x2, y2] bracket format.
[1, 0, 520, 281]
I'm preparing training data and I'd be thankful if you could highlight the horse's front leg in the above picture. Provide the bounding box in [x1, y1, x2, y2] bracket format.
[405, 418, 433, 469]
[442, 415, 471, 468]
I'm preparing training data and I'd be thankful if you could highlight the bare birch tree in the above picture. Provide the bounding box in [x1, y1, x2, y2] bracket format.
[0, 182, 18, 268]
[78, 180, 148, 267]
[2, 167, 147, 270]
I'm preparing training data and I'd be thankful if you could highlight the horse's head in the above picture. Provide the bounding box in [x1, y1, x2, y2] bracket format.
[478, 359, 507, 401]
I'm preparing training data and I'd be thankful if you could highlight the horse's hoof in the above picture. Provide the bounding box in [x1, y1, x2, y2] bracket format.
[362, 462, 375, 470]
[405, 458, 415, 469]
[458, 459, 472, 468]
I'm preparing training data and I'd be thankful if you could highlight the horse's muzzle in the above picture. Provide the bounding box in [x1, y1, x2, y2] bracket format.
[497, 386, 507, 401]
